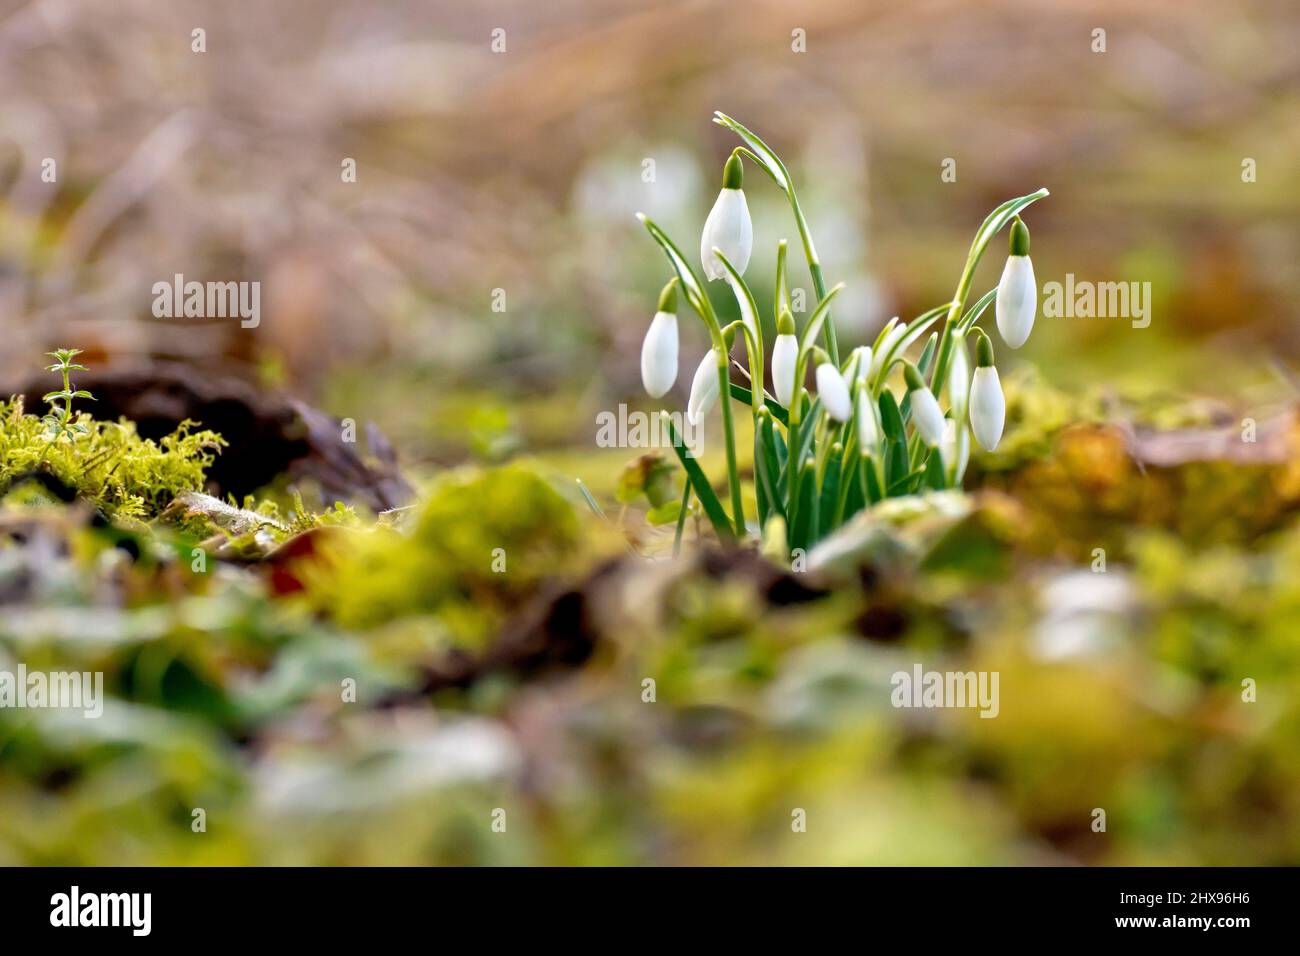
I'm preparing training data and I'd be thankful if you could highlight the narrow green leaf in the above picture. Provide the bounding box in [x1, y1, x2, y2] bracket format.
[712, 112, 791, 192]
[797, 283, 846, 356]
[637, 214, 716, 329]
[872, 315, 939, 391]
[886, 441, 909, 493]
[662, 413, 734, 542]
[877, 390, 906, 444]
[917, 332, 939, 376]
[923, 450, 945, 490]
[728, 383, 787, 425]
[575, 479, 605, 518]
[887, 465, 926, 495]
[819, 453, 841, 531]
[775, 239, 789, 317]
[755, 414, 784, 523]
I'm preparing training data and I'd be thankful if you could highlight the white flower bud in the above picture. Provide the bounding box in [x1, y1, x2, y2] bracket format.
[687, 349, 721, 425]
[815, 361, 852, 423]
[904, 374, 946, 447]
[969, 365, 1005, 451]
[771, 334, 798, 407]
[640, 311, 678, 398]
[995, 218, 1036, 349]
[700, 155, 752, 281]
[856, 388, 879, 452]
[851, 345, 873, 385]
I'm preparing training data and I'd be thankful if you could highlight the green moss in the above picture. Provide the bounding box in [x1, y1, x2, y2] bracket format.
[320, 464, 586, 644]
[0, 397, 226, 522]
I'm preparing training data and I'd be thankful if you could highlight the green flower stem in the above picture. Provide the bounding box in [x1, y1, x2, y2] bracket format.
[673, 481, 692, 556]
[716, 351, 745, 537]
[785, 391, 803, 537]
[637, 214, 744, 539]
[714, 113, 839, 365]
[733, 144, 839, 366]
[929, 188, 1049, 395]
[714, 250, 765, 418]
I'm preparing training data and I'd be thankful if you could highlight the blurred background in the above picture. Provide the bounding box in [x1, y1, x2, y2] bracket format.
[2, 0, 1300, 866]
[2, 0, 1298, 472]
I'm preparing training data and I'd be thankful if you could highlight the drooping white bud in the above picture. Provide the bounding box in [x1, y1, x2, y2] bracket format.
[687, 349, 721, 425]
[947, 332, 970, 415]
[969, 366, 1005, 451]
[939, 419, 968, 477]
[968, 330, 1005, 451]
[700, 155, 753, 281]
[856, 388, 879, 452]
[851, 345, 873, 385]
[903, 363, 946, 447]
[815, 361, 852, 423]
[640, 279, 680, 398]
[771, 307, 798, 407]
[771, 335, 798, 408]
[995, 218, 1036, 349]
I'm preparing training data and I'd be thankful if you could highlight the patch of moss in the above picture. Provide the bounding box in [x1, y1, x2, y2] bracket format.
[318, 464, 588, 645]
[0, 397, 225, 522]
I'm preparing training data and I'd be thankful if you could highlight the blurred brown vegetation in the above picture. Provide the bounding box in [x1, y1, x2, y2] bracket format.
[1, 0, 1297, 472]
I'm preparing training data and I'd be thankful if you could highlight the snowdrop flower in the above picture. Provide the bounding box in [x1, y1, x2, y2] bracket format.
[995, 217, 1036, 349]
[850, 345, 873, 386]
[947, 330, 970, 416]
[903, 363, 946, 447]
[938, 419, 968, 477]
[687, 327, 736, 426]
[855, 387, 879, 452]
[968, 330, 1006, 451]
[700, 153, 753, 281]
[813, 350, 852, 423]
[771, 307, 798, 407]
[640, 278, 679, 398]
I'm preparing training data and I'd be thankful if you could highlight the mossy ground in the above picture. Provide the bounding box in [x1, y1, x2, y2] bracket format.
[2, 378, 1299, 864]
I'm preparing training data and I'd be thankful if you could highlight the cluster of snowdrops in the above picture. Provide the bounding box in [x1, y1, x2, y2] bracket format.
[631, 113, 1048, 554]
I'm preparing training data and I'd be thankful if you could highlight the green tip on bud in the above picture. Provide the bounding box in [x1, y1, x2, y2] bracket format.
[722, 152, 744, 190]
[903, 362, 926, 392]
[974, 330, 995, 367]
[657, 277, 678, 314]
[1009, 216, 1030, 257]
[810, 346, 830, 368]
[776, 307, 796, 336]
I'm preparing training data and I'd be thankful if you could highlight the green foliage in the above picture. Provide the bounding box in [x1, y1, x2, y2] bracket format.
[1, 349, 227, 521]
[1, 397, 226, 521]
[637, 116, 1049, 551]
[616, 453, 683, 525]
[320, 464, 587, 644]
[40, 348, 95, 444]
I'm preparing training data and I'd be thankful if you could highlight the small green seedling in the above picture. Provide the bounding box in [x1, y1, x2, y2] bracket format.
[42, 348, 95, 444]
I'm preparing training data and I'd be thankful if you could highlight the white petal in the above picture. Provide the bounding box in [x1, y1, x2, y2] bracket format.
[939, 419, 958, 472]
[856, 389, 879, 450]
[851, 345, 874, 385]
[995, 255, 1036, 349]
[909, 387, 946, 446]
[687, 349, 721, 425]
[969, 365, 1005, 451]
[867, 317, 902, 382]
[725, 273, 758, 339]
[947, 334, 970, 414]
[816, 363, 852, 422]
[700, 188, 753, 281]
[771, 334, 799, 407]
[640, 312, 678, 398]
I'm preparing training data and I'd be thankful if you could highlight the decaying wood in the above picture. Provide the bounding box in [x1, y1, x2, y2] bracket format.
[11, 361, 413, 513]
